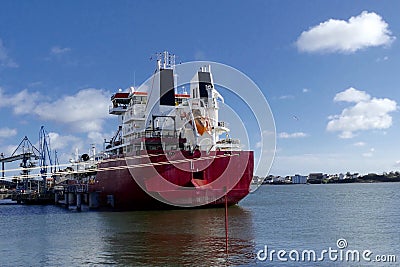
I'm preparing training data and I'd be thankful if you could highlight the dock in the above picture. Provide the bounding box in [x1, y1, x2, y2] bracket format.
[53, 182, 99, 211]
[1, 182, 100, 211]
[0, 129, 100, 211]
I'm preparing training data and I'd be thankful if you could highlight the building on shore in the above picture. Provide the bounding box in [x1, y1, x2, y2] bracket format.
[292, 174, 307, 184]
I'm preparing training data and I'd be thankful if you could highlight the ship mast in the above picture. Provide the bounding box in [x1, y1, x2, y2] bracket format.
[156, 51, 175, 71]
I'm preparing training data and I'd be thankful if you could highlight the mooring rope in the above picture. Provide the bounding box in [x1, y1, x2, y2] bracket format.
[0, 153, 240, 181]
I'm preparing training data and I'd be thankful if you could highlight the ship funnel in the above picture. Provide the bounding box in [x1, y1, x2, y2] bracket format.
[152, 51, 176, 106]
[190, 66, 213, 99]
[159, 69, 175, 106]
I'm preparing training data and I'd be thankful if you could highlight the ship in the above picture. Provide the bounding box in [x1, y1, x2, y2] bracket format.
[87, 52, 254, 210]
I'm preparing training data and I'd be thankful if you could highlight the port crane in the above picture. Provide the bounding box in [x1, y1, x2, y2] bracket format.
[0, 126, 55, 179]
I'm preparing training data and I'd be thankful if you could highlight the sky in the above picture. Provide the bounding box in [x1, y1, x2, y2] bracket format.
[1, 0, 400, 177]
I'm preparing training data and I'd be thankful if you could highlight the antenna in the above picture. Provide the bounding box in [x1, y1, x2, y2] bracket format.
[155, 51, 175, 70]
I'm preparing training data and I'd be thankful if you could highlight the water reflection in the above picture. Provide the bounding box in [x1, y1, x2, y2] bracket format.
[99, 206, 256, 266]
[2, 184, 399, 266]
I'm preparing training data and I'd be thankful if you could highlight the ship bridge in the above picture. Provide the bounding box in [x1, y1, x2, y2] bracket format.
[109, 92, 130, 115]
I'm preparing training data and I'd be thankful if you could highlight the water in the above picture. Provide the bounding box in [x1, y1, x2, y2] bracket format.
[0, 183, 399, 266]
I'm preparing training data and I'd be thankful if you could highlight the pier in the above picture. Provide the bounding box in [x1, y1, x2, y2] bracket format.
[0, 127, 100, 211]
[1, 180, 99, 211]
[54, 182, 99, 211]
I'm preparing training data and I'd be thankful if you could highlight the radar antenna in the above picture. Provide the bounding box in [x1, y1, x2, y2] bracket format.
[154, 51, 175, 70]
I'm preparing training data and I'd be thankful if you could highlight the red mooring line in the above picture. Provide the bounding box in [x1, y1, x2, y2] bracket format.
[225, 194, 229, 257]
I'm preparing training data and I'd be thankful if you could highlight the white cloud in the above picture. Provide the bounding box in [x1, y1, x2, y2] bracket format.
[362, 148, 375, 158]
[353, 141, 366, 147]
[0, 39, 18, 68]
[327, 87, 397, 138]
[255, 130, 275, 149]
[87, 131, 116, 153]
[339, 131, 356, 139]
[0, 88, 6, 107]
[296, 11, 395, 53]
[46, 46, 77, 65]
[47, 131, 115, 164]
[254, 130, 276, 148]
[48, 132, 82, 150]
[1, 144, 18, 156]
[34, 88, 111, 132]
[302, 88, 310, 93]
[12, 89, 41, 115]
[255, 141, 262, 148]
[0, 88, 41, 114]
[278, 132, 308, 139]
[50, 46, 71, 55]
[279, 95, 294, 100]
[0, 127, 17, 138]
[46, 132, 87, 164]
[376, 56, 389, 62]
[0, 88, 111, 133]
[334, 87, 370, 103]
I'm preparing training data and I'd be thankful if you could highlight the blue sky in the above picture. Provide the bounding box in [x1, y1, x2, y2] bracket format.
[1, 0, 400, 176]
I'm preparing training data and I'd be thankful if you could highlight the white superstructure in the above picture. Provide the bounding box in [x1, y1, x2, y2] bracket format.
[107, 51, 241, 155]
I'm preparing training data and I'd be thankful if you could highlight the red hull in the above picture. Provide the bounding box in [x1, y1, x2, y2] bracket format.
[89, 150, 253, 210]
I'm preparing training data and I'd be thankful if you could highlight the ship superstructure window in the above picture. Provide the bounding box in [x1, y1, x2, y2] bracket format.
[132, 96, 147, 105]
[175, 94, 190, 105]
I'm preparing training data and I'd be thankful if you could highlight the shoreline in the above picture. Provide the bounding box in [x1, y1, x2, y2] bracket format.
[264, 177, 400, 185]
[260, 172, 400, 185]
